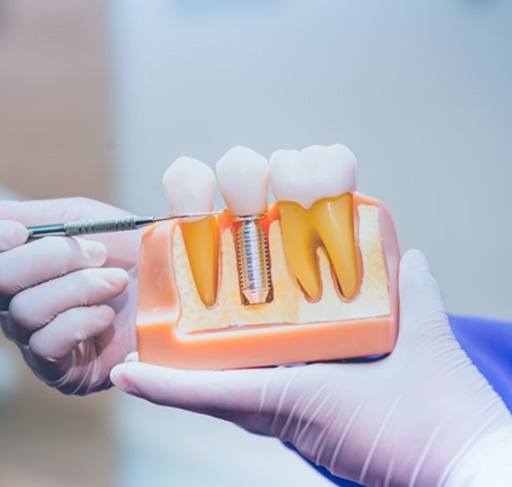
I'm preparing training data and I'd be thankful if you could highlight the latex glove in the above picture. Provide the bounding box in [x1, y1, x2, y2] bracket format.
[111, 250, 512, 485]
[0, 198, 140, 395]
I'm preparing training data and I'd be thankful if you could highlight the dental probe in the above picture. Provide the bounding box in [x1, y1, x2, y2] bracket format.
[26, 211, 223, 239]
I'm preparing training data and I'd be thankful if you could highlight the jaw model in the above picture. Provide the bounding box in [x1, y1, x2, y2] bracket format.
[136, 144, 400, 370]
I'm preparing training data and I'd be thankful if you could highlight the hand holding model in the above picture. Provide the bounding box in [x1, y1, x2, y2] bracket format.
[0, 198, 139, 394]
[112, 249, 512, 485]
[123, 143, 512, 485]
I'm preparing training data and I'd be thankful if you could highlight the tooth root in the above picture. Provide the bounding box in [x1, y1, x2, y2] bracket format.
[180, 218, 219, 307]
[277, 202, 322, 302]
[310, 193, 360, 300]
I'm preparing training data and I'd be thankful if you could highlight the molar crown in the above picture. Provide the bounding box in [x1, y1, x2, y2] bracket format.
[269, 144, 361, 301]
[270, 144, 357, 209]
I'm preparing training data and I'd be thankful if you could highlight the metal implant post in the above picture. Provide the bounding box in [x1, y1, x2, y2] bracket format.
[233, 215, 273, 305]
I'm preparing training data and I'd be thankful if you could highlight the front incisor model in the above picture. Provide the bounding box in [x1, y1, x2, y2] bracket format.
[270, 144, 360, 301]
[163, 157, 218, 307]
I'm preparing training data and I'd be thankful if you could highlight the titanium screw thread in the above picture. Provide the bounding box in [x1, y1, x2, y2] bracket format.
[233, 216, 273, 305]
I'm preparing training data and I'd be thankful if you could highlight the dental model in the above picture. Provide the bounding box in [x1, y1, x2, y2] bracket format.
[136, 144, 399, 369]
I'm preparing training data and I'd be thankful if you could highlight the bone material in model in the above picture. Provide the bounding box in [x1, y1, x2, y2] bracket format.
[269, 144, 361, 301]
[269, 144, 357, 209]
[163, 156, 219, 307]
[216, 146, 273, 305]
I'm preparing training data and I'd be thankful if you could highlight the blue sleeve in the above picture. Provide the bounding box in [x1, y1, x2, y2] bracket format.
[296, 314, 512, 485]
[449, 315, 512, 411]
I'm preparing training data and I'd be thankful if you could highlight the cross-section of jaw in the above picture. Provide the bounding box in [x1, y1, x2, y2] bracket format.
[163, 157, 219, 307]
[270, 144, 361, 301]
[137, 143, 399, 370]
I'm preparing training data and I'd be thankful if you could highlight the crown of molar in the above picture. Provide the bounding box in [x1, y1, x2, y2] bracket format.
[163, 156, 216, 215]
[269, 144, 357, 209]
[216, 146, 269, 215]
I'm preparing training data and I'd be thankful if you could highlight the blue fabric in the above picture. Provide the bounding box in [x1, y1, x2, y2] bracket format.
[299, 314, 512, 485]
[449, 315, 512, 411]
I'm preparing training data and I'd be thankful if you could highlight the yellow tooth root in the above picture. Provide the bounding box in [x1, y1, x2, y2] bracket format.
[310, 193, 360, 300]
[276, 202, 322, 302]
[180, 217, 219, 307]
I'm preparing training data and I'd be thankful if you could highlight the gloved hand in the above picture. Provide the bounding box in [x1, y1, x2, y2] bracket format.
[111, 250, 512, 485]
[0, 198, 140, 395]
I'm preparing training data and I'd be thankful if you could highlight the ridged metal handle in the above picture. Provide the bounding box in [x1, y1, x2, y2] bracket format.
[27, 216, 148, 239]
[63, 216, 139, 236]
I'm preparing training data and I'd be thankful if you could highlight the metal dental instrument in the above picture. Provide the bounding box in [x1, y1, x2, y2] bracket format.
[26, 211, 223, 239]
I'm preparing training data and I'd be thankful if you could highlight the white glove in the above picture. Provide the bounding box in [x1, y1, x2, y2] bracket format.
[0, 198, 140, 395]
[111, 250, 512, 485]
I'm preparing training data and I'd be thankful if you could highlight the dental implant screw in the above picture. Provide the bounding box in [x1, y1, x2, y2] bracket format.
[233, 215, 273, 305]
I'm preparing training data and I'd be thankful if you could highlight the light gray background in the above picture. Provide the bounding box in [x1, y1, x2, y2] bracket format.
[110, 1, 511, 485]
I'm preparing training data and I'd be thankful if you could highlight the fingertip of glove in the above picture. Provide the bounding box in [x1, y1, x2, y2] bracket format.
[111, 361, 147, 392]
[400, 249, 432, 283]
[95, 304, 116, 323]
[110, 364, 129, 391]
[401, 249, 428, 270]
[0, 220, 29, 251]
[76, 238, 108, 267]
[399, 249, 445, 314]
[102, 268, 130, 292]
[124, 352, 139, 362]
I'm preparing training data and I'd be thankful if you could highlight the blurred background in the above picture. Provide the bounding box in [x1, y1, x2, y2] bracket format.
[0, 0, 511, 485]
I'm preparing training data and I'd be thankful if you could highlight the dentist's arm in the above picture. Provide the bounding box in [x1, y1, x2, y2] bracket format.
[111, 250, 512, 485]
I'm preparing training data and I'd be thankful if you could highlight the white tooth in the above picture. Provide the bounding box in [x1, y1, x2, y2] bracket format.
[163, 156, 216, 215]
[269, 144, 357, 208]
[216, 146, 269, 215]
